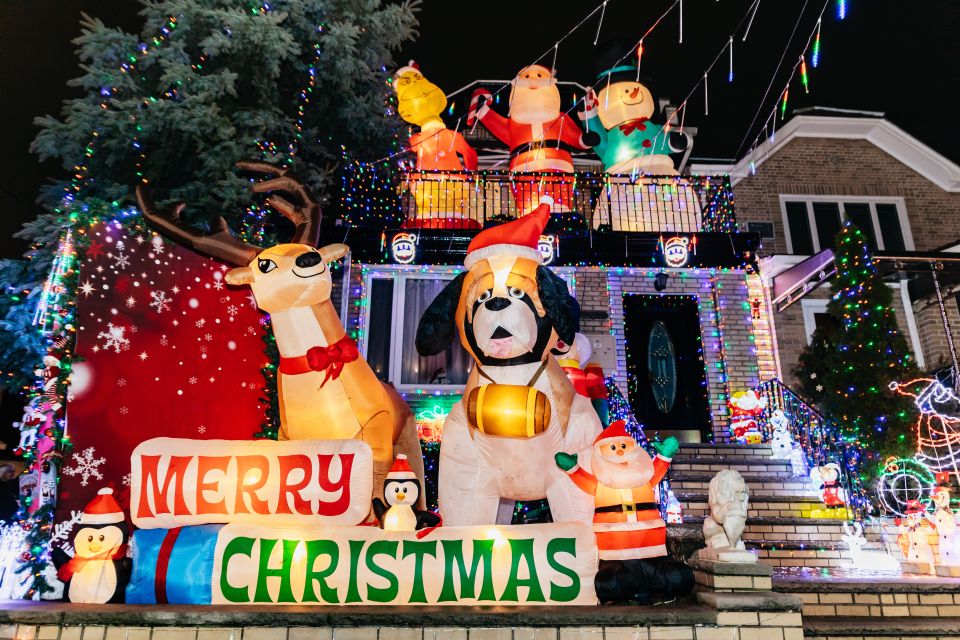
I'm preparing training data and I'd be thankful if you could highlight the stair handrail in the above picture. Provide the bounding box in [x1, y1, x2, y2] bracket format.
[755, 378, 871, 521]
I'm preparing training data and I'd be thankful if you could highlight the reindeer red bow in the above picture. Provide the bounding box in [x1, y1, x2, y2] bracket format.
[280, 335, 359, 386]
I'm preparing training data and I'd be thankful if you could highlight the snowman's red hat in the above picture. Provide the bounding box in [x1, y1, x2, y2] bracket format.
[81, 488, 124, 525]
[464, 199, 552, 268]
[386, 454, 417, 481]
[905, 499, 925, 515]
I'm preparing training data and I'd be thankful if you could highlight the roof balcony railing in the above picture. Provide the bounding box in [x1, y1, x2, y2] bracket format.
[385, 170, 737, 233]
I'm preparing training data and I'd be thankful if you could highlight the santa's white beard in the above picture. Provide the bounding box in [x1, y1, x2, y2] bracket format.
[510, 86, 561, 124]
[592, 449, 654, 489]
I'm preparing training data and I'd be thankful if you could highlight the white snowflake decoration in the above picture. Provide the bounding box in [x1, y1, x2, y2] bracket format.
[111, 252, 131, 271]
[198, 425, 206, 434]
[149, 290, 172, 313]
[119, 406, 129, 415]
[188, 377, 198, 384]
[213, 280, 224, 291]
[79, 281, 95, 297]
[122, 473, 132, 487]
[62, 447, 106, 487]
[151, 234, 164, 253]
[196, 318, 206, 328]
[226, 305, 239, 319]
[98, 323, 130, 353]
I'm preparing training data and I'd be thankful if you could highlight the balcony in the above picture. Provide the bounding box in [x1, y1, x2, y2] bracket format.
[393, 170, 735, 233]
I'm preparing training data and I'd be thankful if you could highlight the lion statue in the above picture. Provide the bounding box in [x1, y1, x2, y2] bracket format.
[703, 469, 750, 551]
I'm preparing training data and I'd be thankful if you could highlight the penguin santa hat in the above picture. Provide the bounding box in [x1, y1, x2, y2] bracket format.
[386, 454, 417, 481]
[81, 488, 125, 525]
[464, 197, 552, 268]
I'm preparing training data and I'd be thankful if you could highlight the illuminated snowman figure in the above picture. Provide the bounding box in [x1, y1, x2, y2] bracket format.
[769, 410, 794, 460]
[930, 482, 960, 567]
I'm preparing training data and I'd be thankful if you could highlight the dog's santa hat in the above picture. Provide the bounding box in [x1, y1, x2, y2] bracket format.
[464, 198, 552, 268]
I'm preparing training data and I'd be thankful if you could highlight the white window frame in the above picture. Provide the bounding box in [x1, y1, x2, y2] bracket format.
[800, 298, 829, 345]
[360, 264, 577, 394]
[779, 195, 914, 255]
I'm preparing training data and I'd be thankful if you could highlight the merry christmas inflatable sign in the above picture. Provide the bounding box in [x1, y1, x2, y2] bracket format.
[130, 438, 373, 528]
[127, 521, 598, 606]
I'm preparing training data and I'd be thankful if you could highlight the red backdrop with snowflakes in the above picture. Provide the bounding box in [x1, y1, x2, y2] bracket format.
[56, 222, 267, 522]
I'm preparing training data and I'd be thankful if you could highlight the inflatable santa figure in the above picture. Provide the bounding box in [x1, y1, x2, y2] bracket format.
[393, 61, 479, 228]
[554, 333, 610, 425]
[727, 390, 765, 444]
[555, 421, 692, 603]
[468, 65, 598, 214]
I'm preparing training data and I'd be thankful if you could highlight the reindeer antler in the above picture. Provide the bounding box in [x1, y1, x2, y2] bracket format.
[136, 185, 261, 266]
[236, 161, 322, 247]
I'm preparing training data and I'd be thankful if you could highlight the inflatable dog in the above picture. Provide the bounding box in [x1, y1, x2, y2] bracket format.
[416, 199, 602, 525]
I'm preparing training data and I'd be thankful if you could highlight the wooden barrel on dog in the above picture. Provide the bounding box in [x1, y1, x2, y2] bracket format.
[467, 384, 552, 438]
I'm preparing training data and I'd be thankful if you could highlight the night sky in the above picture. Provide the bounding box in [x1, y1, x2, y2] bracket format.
[1, 0, 957, 260]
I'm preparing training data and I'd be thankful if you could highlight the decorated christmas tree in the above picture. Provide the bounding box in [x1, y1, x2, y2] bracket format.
[0, 0, 420, 388]
[795, 222, 917, 461]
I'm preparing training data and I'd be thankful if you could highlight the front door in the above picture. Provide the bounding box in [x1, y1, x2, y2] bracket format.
[623, 294, 712, 440]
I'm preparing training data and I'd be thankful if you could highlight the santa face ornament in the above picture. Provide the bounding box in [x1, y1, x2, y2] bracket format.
[509, 65, 561, 124]
[593, 435, 655, 489]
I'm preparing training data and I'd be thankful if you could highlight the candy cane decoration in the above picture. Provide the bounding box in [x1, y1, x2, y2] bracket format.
[467, 89, 493, 127]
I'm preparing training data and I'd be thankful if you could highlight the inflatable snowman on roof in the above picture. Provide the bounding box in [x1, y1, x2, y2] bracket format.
[583, 40, 677, 177]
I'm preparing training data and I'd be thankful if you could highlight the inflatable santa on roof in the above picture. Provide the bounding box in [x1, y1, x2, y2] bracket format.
[468, 65, 599, 214]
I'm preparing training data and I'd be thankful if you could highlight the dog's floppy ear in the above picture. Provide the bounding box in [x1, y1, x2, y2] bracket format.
[416, 272, 467, 356]
[536, 266, 580, 346]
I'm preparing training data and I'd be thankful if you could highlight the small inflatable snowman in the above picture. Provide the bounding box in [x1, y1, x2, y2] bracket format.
[769, 409, 794, 460]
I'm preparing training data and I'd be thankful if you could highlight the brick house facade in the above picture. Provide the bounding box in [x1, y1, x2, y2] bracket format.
[694, 114, 960, 386]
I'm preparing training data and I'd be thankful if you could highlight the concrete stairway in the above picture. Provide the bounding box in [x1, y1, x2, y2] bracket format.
[668, 441, 960, 639]
[666, 443, 878, 569]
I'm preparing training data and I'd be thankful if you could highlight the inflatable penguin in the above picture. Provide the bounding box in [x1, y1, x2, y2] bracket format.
[53, 487, 130, 603]
[372, 454, 441, 532]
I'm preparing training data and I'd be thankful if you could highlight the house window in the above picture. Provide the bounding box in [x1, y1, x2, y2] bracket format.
[781, 197, 913, 255]
[362, 267, 576, 392]
[363, 272, 471, 392]
[801, 299, 833, 345]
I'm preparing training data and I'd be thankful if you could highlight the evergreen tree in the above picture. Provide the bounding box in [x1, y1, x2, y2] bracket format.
[795, 222, 917, 460]
[0, 0, 419, 388]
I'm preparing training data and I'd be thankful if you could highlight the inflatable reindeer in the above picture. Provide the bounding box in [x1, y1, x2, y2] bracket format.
[136, 163, 424, 505]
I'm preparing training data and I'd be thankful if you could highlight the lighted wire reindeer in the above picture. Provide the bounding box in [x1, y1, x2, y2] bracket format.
[136, 162, 424, 506]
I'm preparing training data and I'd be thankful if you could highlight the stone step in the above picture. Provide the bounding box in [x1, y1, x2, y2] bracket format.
[670, 458, 795, 478]
[675, 515, 858, 546]
[677, 494, 825, 519]
[672, 454, 791, 468]
[678, 443, 774, 457]
[668, 472, 816, 497]
[805, 615, 960, 636]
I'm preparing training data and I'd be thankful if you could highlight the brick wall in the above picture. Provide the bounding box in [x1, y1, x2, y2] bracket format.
[769, 282, 918, 387]
[734, 135, 960, 381]
[1, 621, 805, 640]
[733, 137, 960, 255]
